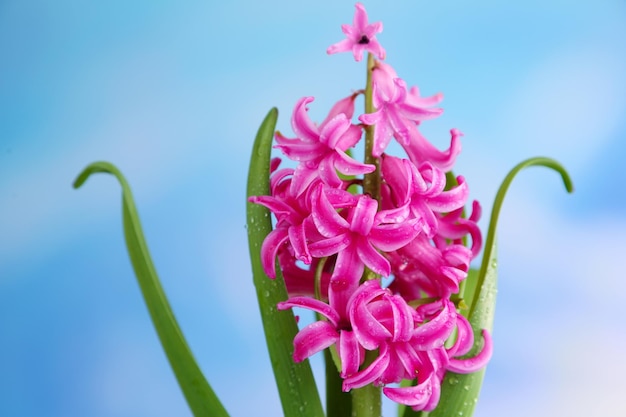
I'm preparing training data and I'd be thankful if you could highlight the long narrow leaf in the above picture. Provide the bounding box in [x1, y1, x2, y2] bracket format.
[74, 162, 229, 417]
[246, 108, 324, 417]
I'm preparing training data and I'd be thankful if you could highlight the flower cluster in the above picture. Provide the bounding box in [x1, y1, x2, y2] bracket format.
[249, 3, 491, 411]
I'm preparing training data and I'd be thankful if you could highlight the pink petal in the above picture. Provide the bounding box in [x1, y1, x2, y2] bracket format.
[273, 133, 322, 161]
[427, 176, 469, 212]
[260, 226, 289, 278]
[349, 195, 378, 235]
[446, 314, 474, 358]
[278, 297, 340, 326]
[335, 123, 363, 150]
[372, 61, 398, 102]
[333, 150, 376, 176]
[343, 344, 391, 390]
[248, 195, 292, 219]
[356, 238, 391, 276]
[421, 375, 442, 411]
[363, 21, 383, 38]
[290, 163, 321, 197]
[320, 93, 359, 131]
[412, 300, 456, 349]
[338, 330, 364, 377]
[317, 155, 343, 189]
[349, 280, 391, 349]
[446, 329, 493, 373]
[353, 2, 368, 32]
[402, 126, 462, 172]
[369, 219, 422, 252]
[291, 97, 320, 142]
[387, 294, 414, 342]
[288, 222, 312, 264]
[292, 321, 339, 362]
[407, 86, 444, 107]
[320, 114, 350, 148]
[393, 342, 422, 377]
[372, 114, 394, 156]
[381, 155, 413, 206]
[341, 23, 356, 38]
[328, 274, 359, 319]
[308, 233, 350, 258]
[327, 38, 354, 55]
[332, 245, 365, 285]
[383, 375, 434, 409]
[358, 108, 383, 126]
[311, 185, 349, 237]
[351, 44, 366, 62]
[374, 205, 410, 224]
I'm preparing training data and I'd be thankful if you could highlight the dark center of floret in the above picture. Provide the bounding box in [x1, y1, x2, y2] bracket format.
[358, 35, 370, 44]
[337, 319, 352, 332]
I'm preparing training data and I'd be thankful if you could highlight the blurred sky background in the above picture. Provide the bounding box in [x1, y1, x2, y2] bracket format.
[1, 0, 625, 416]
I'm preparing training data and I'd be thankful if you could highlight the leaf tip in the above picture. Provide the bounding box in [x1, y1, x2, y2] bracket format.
[72, 161, 121, 190]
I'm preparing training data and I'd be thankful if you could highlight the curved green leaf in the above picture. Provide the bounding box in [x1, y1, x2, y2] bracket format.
[412, 157, 573, 417]
[246, 108, 324, 417]
[469, 156, 573, 318]
[73, 162, 229, 417]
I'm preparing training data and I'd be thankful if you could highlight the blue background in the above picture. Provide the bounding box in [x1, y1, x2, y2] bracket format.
[1, 1, 625, 416]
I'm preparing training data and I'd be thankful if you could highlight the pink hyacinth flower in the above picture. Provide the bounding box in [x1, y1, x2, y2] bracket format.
[274, 96, 374, 197]
[277, 277, 364, 378]
[389, 233, 473, 300]
[359, 62, 443, 157]
[327, 2, 386, 62]
[341, 281, 456, 395]
[248, 168, 318, 278]
[308, 184, 423, 286]
[381, 154, 469, 237]
[401, 126, 463, 171]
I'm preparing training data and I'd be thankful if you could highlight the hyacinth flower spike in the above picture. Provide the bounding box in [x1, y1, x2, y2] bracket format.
[72, 3, 575, 417]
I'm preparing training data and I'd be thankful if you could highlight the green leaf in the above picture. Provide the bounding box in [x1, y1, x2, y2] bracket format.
[469, 156, 573, 318]
[73, 162, 229, 417]
[411, 156, 573, 417]
[246, 108, 325, 417]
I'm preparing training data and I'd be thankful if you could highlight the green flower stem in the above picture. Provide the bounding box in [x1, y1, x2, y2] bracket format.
[468, 157, 574, 320]
[356, 52, 383, 416]
[325, 349, 352, 417]
[314, 257, 328, 301]
[73, 162, 228, 417]
[351, 384, 382, 417]
[246, 108, 324, 417]
[363, 52, 380, 204]
[362, 53, 381, 291]
[351, 351, 382, 417]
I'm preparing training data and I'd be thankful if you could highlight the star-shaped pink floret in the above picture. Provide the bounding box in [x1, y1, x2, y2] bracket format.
[359, 63, 443, 157]
[327, 2, 386, 62]
[308, 185, 423, 286]
[277, 277, 364, 378]
[343, 283, 457, 390]
[274, 96, 374, 197]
